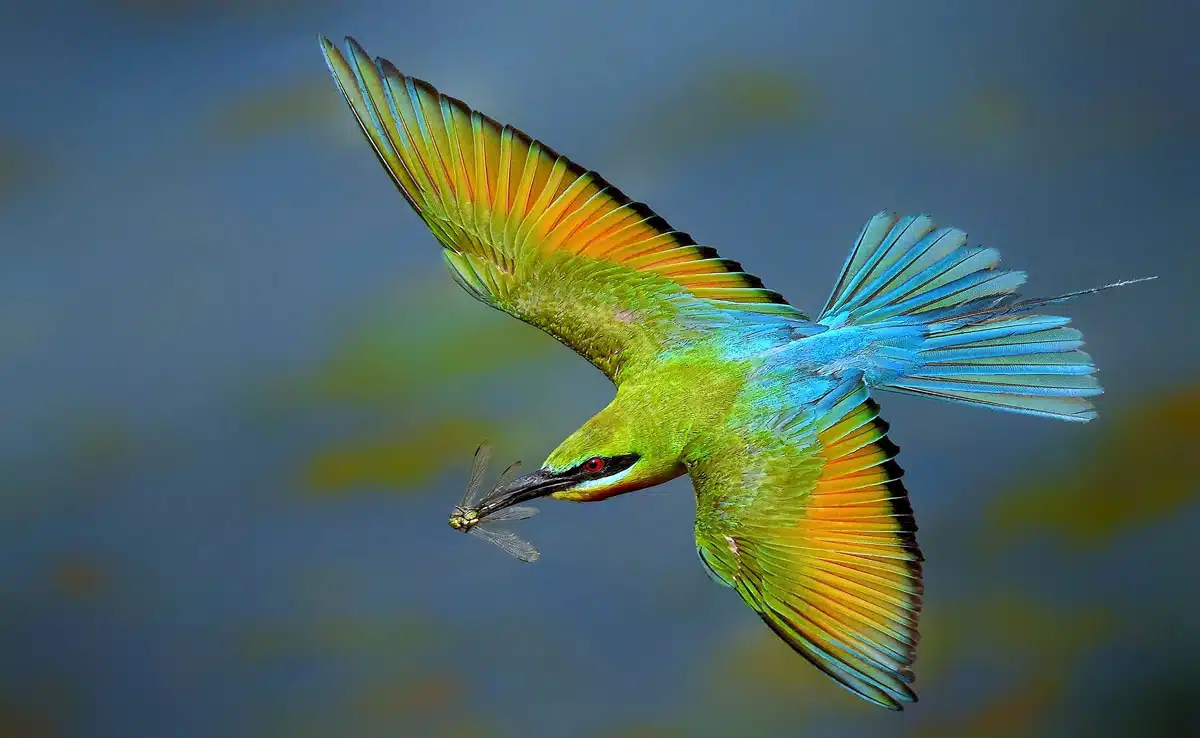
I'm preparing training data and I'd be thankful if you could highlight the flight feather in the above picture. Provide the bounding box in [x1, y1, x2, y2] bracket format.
[319, 36, 805, 379]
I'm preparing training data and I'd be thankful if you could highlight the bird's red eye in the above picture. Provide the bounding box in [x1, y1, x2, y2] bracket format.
[583, 457, 605, 473]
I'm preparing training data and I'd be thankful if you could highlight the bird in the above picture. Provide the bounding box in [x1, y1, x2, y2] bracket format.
[318, 35, 1150, 710]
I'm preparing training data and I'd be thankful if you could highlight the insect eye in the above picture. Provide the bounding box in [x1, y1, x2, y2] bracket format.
[583, 457, 605, 473]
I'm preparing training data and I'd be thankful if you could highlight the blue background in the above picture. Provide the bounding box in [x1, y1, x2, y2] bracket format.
[1, 1, 1197, 736]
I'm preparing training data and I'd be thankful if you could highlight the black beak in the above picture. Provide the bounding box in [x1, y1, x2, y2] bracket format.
[476, 468, 570, 517]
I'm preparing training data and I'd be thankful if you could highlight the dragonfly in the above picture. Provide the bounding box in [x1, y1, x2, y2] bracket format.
[448, 444, 540, 562]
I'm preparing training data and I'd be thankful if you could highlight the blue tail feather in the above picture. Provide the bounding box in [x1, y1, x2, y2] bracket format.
[818, 211, 1154, 422]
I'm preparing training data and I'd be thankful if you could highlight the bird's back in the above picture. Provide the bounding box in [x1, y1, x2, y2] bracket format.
[629, 313, 850, 463]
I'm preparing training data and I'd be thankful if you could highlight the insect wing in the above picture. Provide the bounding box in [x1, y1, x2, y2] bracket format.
[478, 505, 539, 523]
[467, 525, 540, 562]
[478, 460, 523, 507]
[494, 460, 522, 490]
[460, 443, 492, 508]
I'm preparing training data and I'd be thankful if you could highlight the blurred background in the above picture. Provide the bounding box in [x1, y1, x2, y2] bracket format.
[1, 1, 1198, 736]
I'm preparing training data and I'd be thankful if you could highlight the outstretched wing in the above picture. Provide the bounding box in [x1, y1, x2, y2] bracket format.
[320, 36, 805, 379]
[692, 378, 923, 710]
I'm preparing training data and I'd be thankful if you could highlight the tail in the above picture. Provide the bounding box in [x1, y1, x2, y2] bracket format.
[818, 212, 1155, 422]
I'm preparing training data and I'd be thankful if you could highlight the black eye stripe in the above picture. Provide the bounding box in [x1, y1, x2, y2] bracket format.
[565, 453, 639, 480]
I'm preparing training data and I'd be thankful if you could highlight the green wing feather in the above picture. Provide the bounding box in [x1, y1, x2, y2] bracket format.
[693, 380, 923, 710]
[320, 36, 805, 379]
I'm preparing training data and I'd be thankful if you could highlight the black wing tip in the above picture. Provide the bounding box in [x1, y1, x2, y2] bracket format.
[889, 687, 919, 711]
[877, 456, 922, 561]
[375, 55, 400, 77]
[738, 273, 767, 290]
[880, 686, 918, 711]
[628, 199, 661, 221]
[861, 413, 924, 563]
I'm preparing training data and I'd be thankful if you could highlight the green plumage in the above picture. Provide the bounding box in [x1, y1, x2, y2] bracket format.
[319, 34, 927, 709]
[320, 35, 1138, 711]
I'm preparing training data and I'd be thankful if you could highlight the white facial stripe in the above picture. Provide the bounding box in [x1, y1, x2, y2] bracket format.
[570, 464, 637, 491]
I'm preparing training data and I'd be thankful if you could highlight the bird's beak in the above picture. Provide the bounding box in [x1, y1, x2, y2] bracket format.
[476, 468, 570, 517]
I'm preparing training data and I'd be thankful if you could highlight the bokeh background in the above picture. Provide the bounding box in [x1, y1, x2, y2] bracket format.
[2, 1, 1198, 736]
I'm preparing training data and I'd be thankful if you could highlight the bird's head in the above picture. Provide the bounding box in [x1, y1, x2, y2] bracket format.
[476, 394, 687, 516]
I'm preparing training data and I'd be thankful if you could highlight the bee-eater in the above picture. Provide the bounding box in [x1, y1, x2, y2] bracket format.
[319, 36, 1147, 710]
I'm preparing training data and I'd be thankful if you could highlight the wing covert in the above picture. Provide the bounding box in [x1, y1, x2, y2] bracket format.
[320, 36, 804, 379]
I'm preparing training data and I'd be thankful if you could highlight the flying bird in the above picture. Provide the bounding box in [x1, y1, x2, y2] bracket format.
[318, 36, 1148, 710]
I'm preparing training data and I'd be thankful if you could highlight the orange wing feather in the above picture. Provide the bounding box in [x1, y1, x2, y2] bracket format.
[694, 389, 923, 710]
[320, 36, 802, 311]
